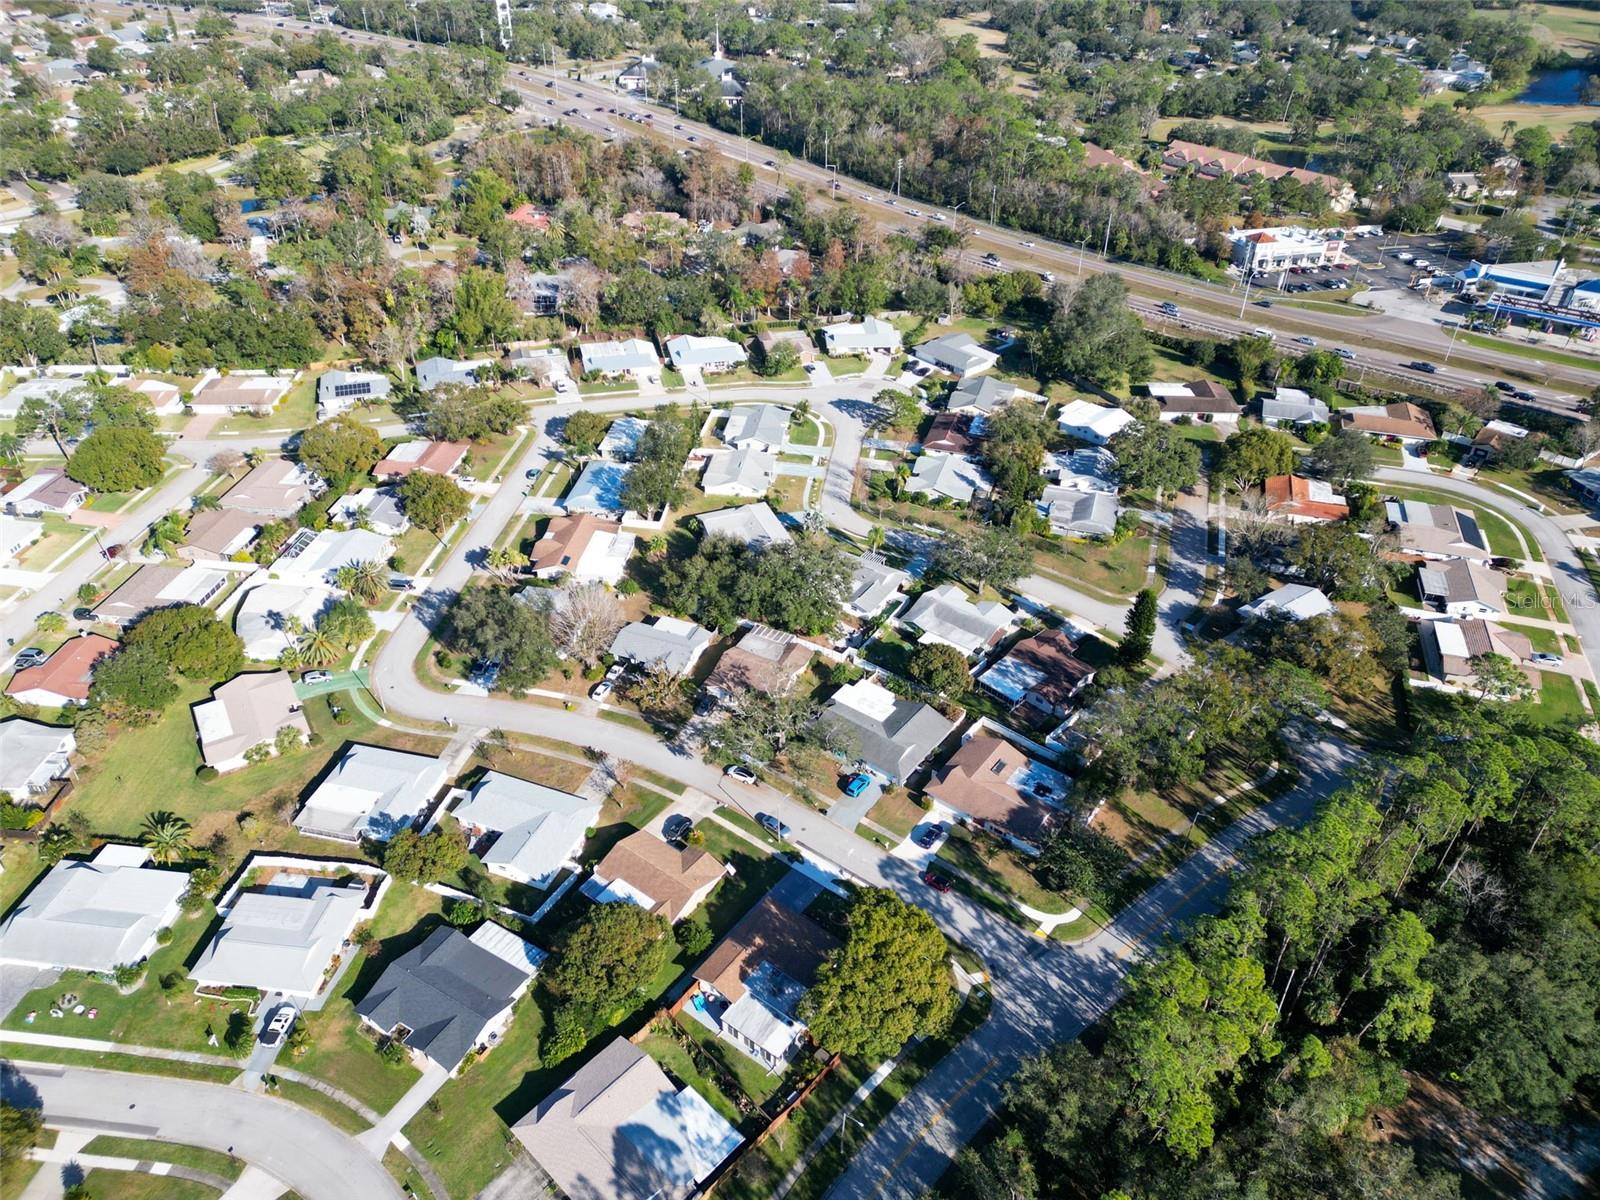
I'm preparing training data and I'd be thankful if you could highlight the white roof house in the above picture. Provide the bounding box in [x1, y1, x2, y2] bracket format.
[294, 744, 448, 843]
[1044, 447, 1118, 494]
[821, 315, 901, 356]
[1259, 386, 1330, 429]
[0, 718, 76, 802]
[0, 515, 43, 568]
[579, 339, 660, 378]
[906, 454, 991, 505]
[191, 870, 377, 999]
[901, 583, 1016, 656]
[1241, 583, 1333, 622]
[698, 503, 792, 547]
[912, 333, 999, 378]
[564, 461, 633, 517]
[1043, 489, 1119, 538]
[665, 334, 747, 372]
[0, 375, 78, 419]
[270, 527, 394, 588]
[846, 555, 909, 619]
[453, 773, 602, 888]
[235, 582, 336, 662]
[611, 617, 716, 675]
[722, 404, 792, 451]
[1057, 400, 1136, 445]
[0, 843, 187, 971]
[329, 487, 409, 537]
[316, 369, 390, 419]
[701, 445, 778, 498]
[599, 417, 650, 461]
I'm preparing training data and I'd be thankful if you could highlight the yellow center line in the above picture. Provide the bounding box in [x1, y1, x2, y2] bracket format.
[863, 1053, 1002, 1199]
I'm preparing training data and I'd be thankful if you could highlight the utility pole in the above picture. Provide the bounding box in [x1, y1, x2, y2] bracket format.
[1237, 272, 1252, 318]
[989, 181, 997, 226]
[1101, 207, 1114, 258]
[894, 157, 902, 197]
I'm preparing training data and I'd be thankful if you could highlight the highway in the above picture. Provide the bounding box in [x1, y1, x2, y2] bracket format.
[87, 1, 1600, 418]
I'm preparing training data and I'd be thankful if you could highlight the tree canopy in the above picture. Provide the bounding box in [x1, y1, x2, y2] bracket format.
[66, 425, 165, 492]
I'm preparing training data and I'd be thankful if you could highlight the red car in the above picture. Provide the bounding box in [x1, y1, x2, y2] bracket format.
[921, 869, 952, 894]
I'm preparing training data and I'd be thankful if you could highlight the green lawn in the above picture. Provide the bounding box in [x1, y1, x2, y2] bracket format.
[214, 375, 315, 435]
[640, 1026, 753, 1127]
[0, 1041, 239, 1083]
[384, 1145, 438, 1200]
[1534, 671, 1586, 726]
[1, 905, 258, 1056]
[936, 824, 1075, 914]
[286, 884, 438, 1113]
[267, 1078, 371, 1133]
[715, 1059, 869, 1200]
[1457, 330, 1600, 373]
[1382, 481, 1544, 562]
[81, 1137, 245, 1182]
[79, 1169, 220, 1200]
[66, 685, 446, 846]
[1031, 530, 1153, 599]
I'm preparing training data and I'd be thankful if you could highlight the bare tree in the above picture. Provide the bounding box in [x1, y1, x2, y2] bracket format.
[548, 582, 625, 667]
[625, 662, 688, 718]
[207, 449, 247, 475]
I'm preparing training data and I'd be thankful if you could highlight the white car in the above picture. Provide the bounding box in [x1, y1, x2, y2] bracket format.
[259, 1005, 298, 1047]
[1531, 652, 1562, 666]
[725, 764, 758, 785]
[590, 679, 614, 701]
[1020, 240, 1035, 247]
[302, 670, 333, 685]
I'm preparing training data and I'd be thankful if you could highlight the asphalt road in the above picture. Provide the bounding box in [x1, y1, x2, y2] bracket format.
[1, 1063, 403, 1200]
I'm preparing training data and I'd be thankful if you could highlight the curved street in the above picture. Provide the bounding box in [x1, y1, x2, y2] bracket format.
[1, 1063, 403, 1200]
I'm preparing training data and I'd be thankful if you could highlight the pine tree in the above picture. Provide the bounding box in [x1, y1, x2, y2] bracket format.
[1121, 587, 1158, 665]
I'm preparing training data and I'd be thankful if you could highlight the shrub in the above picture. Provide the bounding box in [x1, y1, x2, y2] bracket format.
[195, 765, 219, 782]
[155, 926, 174, 945]
[675, 920, 713, 958]
[542, 1004, 590, 1066]
[618, 578, 641, 595]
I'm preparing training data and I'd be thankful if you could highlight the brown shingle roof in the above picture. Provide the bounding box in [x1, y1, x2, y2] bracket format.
[925, 734, 1059, 842]
[589, 831, 725, 923]
[693, 897, 838, 1004]
[530, 513, 621, 574]
[923, 411, 977, 454]
[1343, 402, 1437, 441]
[997, 628, 1095, 708]
[183, 507, 260, 556]
[373, 440, 471, 478]
[705, 625, 813, 696]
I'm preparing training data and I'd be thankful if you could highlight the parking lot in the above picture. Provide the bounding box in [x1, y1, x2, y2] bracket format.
[1244, 229, 1474, 296]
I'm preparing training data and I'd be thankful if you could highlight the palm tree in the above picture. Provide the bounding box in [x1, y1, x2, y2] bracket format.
[486, 546, 526, 580]
[349, 559, 387, 605]
[0, 432, 22, 466]
[865, 526, 886, 554]
[298, 626, 342, 668]
[142, 811, 191, 864]
[193, 493, 221, 512]
[143, 511, 187, 558]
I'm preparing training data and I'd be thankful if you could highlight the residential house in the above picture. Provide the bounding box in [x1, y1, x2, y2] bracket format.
[1241, 583, 1334, 622]
[294, 744, 448, 843]
[1056, 399, 1136, 445]
[0, 719, 76, 801]
[907, 454, 991, 505]
[698, 503, 792, 547]
[1385, 500, 1491, 563]
[1043, 488, 1119, 538]
[192, 670, 309, 773]
[926, 733, 1071, 853]
[270, 527, 393, 589]
[191, 867, 378, 999]
[1470, 420, 1530, 462]
[505, 345, 572, 384]
[564, 461, 633, 518]
[599, 417, 650, 461]
[1043, 448, 1117, 494]
[912, 333, 999, 378]
[722, 404, 792, 452]
[127, 377, 183, 415]
[180, 507, 260, 561]
[610, 617, 715, 676]
[922, 412, 978, 455]
[1418, 560, 1507, 617]
[1254, 387, 1331, 428]
[665, 334, 748, 374]
[315, 369, 390, 420]
[506, 203, 550, 230]
[4, 468, 89, 517]
[902, 583, 1015, 657]
[845, 555, 909, 620]
[529, 513, 636, 585]
[218, 458, 324, 518]
[819, 676, 958, 781]
[0, 376, 80, 420]
[978, 628, 1096, 719]
[0, 516, 42, 568]
[1419, 618, 1535, 688]
[1567, 466, 1600, 506]
[373, 440, 471, 479]
[416, 356, 492, 393]
[1149, 380, 1241, 424]
[5, 634, 116, 708]
[581, 830, 727, 923]
[1161, 140, 1355, 211]
[0, 843, 187, 971]
[234, 582, 335, 663]
[701, 445, 778, 498]
[189, 374, 292, 414]
[688, 897, 840, 1070]
[578, 339, 661, 383]
[821, 315, 901, 356]
[330, 487, 410, 537]
[1341, 402, 1438, 445]
[354, 924, 543, 1074]
[512, 1036, 743, 1200]
[704, 625, 812, 701]
[452, 772, 601, 888]
[947, 376, 1027, 418]
[697, 53, 745, 104]
[93, 563, 229, 627]
[1264, 475, 1349, 523]
[754, 328, 816, 365]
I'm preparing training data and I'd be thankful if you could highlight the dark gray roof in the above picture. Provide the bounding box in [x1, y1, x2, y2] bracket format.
[354, 926, 530, 1071]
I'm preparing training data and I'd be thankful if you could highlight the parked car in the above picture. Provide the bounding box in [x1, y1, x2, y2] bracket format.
[302, 670, 332, 685]
[12, 647, 46, 669]
[1531, 652, 1563, 666]
[663, 814, 694, 844]
[840, 773, 872, 798]
[259, 1004, 298, 1047]
[915, 822, 945, 850]
[590, 679, 614, 700]
[921, 868, 953, 893]
[725, 764, 758, 785]
[756, 812, 791, 838]
[694, 692, 719, 717]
